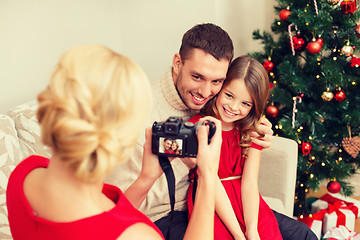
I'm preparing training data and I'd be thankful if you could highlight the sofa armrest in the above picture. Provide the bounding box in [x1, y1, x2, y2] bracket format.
[258, 136, 298, 217]
[0, 114, 23, 239]
[7, 101, 51, 159]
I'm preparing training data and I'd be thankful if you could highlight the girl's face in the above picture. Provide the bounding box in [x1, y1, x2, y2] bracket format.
[171, 142, 177, 150]
[215, 78, 254, 131]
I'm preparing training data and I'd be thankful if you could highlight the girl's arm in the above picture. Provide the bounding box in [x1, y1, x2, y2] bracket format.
[215, 177, 246, 240]
[241, 147, 261, 240]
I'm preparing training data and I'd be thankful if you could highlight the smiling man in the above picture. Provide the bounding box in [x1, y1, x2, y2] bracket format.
[106, 23, 316, 240]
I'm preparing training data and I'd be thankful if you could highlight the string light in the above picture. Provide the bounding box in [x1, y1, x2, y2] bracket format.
[310, 173, 314, 178]
[321, 162, 325, 166]
[333, 57, 337, 61]
[277, 21, 281, 25]
[309, 136, 312, 140]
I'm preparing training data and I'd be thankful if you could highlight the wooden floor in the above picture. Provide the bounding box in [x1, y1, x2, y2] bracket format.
[306, 186, 360, 233]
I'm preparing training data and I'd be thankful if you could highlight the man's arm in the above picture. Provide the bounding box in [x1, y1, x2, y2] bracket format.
[249, 117, 273, 149]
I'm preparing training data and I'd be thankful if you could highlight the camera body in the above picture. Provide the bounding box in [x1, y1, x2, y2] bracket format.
[151, 116, 215, 158]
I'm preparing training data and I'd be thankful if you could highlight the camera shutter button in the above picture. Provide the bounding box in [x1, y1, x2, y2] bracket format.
[184, 122, 194, 128]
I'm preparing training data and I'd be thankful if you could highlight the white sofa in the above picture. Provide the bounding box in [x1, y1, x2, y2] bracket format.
[0, 101, 298, 239]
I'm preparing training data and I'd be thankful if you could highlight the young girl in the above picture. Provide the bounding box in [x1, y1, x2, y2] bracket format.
[187, 56, 282, 240]
[170, 140, 181, 155]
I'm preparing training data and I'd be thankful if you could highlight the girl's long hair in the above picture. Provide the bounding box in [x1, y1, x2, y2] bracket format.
[200, 55, 269, 157]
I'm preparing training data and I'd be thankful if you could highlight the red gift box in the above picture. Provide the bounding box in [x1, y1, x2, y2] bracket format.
[311, 193, 359, 218]
[322, 201, 357, 234]
[323, 225, 360, 240]
[298, 210, 326, 239]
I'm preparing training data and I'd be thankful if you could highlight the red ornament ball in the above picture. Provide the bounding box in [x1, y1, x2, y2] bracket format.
[266, 105, 279, 118]
[301, 142, 312, 155]
[334, 90, 346, 102]
[327, 180, 341, 194]
[291, 34, 307, 52]
[316, 37, 324, 46]
[355, 25, 360, 37]
[263, 60, 274, 73]
[307, 40, 322, 55]
[279, 9, 291, 21]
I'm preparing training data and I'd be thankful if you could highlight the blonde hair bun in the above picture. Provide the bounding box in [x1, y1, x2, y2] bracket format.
[37, 45, 152, 182]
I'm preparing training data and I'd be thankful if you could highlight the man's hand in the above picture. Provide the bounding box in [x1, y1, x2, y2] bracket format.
[249, 117, 273, 149]
[181, 157, 197, 170]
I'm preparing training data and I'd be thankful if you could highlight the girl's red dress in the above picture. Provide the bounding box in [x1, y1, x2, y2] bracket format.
[187, 114, 282, 240]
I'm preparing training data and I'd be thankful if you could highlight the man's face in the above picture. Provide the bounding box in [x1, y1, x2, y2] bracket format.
[163, 139, 172, 150]
[172, 49, 229, 110]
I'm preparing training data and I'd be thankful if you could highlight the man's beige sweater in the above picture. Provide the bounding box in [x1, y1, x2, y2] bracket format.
[105, 68, 197, 222]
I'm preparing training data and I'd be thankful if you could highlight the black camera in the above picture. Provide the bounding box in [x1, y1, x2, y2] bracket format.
[151, 116, 216, 158]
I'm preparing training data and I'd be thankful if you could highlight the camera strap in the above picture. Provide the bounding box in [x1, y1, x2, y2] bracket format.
[158, 156, 175, 240]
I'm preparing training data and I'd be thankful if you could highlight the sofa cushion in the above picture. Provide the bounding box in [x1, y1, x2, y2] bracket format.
[0, 114, 23, 239]
[7, 101, 51, 159]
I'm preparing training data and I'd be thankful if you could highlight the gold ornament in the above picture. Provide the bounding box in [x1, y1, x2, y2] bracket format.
[327, 0, 340, 4]
[322, 89, 334, 101]
[341, 44, 354, 57]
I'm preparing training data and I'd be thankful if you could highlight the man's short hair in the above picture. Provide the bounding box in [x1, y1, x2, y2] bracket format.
[179, 23, 234, 63]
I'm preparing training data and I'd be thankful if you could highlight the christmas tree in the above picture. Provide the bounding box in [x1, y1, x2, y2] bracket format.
[250, 0, 360, 216]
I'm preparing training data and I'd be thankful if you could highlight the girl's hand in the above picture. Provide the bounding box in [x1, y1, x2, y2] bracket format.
[245, 229, 260, 240]
[195, 116, 222, 177]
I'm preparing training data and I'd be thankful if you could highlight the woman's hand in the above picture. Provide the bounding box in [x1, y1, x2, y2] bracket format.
[140, 127, 164, 182]
[195, 116, 222, 178]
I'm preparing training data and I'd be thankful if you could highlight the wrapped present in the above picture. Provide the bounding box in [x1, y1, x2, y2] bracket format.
[323, 225, 360, 240]
[312, 198, 330, 213]
[322, 201, 356, 234]
[298, 210, 326, 239]
[311, 193, 359, 218]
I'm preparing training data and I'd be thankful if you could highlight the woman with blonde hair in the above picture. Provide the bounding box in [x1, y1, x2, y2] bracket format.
[6, 45, 222, 240]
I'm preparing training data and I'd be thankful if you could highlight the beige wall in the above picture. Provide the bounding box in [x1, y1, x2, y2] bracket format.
[0, 0, 276, 114]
